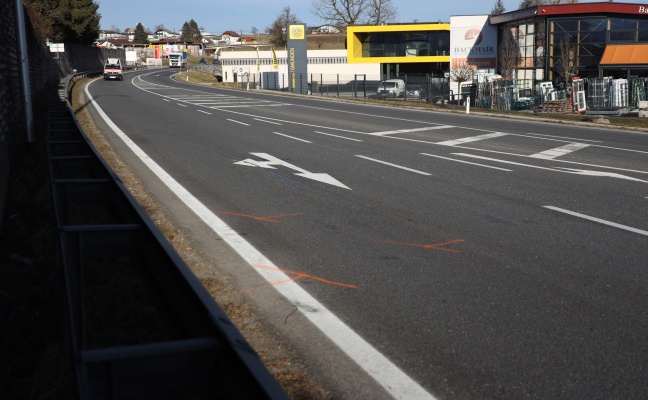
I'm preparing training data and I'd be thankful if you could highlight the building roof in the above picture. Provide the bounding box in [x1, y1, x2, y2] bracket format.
[490, 2, 648, 25]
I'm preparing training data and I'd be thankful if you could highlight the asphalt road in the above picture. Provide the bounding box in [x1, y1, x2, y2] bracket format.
[86, 69, 648, 400]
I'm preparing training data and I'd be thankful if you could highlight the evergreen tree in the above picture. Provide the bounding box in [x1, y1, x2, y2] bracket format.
[491, 0, 506, 15]
[25, 0, 101, 44]
[54, 0, 101, 44]
[519, 0, 538, 8]
[133, 22, 149, 44]
[180, 19, 202, 43]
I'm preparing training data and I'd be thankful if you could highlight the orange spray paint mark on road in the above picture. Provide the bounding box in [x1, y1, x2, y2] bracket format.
[380, 239, 464, 253]
[219, 211, 304, 223]
[238, 264, 358, 295]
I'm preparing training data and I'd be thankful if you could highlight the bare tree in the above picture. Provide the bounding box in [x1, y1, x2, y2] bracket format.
[554, 34, 579, 84]
[450, 62, 476, 104]
[498, 28, 521, 79]
[366, 0, 397, 25]
[311, 0, 396, 26]
[266, 6, 300, 47]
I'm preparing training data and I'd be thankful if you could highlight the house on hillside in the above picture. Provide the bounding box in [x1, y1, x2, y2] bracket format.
[98, 30, 126, 40]
[95, 38, 131, 49]
[156, 29, 180, 40]
[221, 31, 241, 45]
[310, 25, 341, 34]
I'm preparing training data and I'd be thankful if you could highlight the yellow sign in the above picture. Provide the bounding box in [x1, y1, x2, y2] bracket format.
[271, 47, 278, 69]
[289, 25, 305, 40]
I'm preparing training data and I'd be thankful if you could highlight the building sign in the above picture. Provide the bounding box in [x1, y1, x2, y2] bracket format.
[450, 15, 497, 71]
[286, 24, 308, 94]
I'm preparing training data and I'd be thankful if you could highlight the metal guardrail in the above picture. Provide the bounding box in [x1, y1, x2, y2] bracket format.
[48, 73, 289, 399]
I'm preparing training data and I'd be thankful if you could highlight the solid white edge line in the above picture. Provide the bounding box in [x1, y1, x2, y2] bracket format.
[356, 155, 432, 176]
[544, 206, 648, 237]
[84, 80, 436, 400]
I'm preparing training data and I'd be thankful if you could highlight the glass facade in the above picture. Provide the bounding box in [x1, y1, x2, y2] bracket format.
[499, 14, 648, 85]
[359, 31, 450, 58]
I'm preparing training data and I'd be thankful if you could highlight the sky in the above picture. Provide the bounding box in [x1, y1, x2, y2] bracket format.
[97, 0, 642, 35]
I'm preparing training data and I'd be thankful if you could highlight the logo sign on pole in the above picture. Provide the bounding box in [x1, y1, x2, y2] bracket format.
[287, 24, 308, 94]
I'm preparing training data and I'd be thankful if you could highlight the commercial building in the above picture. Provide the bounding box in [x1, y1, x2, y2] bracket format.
[489, 2, 648, 87]
[346, 23, 451, 79]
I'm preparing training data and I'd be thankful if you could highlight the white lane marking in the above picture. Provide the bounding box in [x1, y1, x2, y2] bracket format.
[197, 110, 211, 115]
[177, 103, 187, 107]
[522, 132, 602, 143]
[273, 132, 312, 143]
[436, 132, 509, 146]
[255, 118, 283, 125]
[421, 153, 513, 171]
[227, 119, 250, 126]
[86, 81, 434, 400]
[454, 153, 648, 182]
[356, 155, 432, 176]
[389, 136, 648, 176]
[529, 143, 591, 160]
[235, 153, 351, 190]
[368, 125, 454, 136]
[544, 206, 648, 237]
[314, 131, 363, 142]
[554, 167, 648, 182]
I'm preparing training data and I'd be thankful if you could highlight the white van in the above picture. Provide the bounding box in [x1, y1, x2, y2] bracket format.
[377, 79, 405, 98]
[103, 58, 123, 81]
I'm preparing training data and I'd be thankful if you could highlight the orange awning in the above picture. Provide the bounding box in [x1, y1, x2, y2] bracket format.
[600, 44, 648, 66]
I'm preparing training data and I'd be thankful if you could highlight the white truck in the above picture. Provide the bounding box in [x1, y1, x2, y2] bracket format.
[103, 58, 123, 81]
[377, 79, 406, 98]
[169, 52, 187, 68]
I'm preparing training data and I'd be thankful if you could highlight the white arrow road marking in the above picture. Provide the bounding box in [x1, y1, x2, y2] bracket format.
[544, 206, 648, 237]
[235, 153, 351, 190]
[453, 153, 647, 183]
[555, 167, 648, 182]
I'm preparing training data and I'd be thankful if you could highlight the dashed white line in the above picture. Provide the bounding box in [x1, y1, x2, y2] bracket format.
[177, 103, 187, 107]
[273, 132, 312, 143]
[197, 110, 211, 115]
[544, 206, 648, 237]
[314, 131, 363, 142]
[356, 155, 432, 176]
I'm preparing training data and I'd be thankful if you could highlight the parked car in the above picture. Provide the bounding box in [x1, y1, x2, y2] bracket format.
[211, 58, 220, 65]
[377, 79, 405, 98]
[199, 58, 207, 64]
[406, 85, 423, 98]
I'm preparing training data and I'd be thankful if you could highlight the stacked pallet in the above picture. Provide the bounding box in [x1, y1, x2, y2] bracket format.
[537, 99, 574, 114]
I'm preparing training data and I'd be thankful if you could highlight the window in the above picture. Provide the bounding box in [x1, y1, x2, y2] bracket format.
[360, 30, 449, 58]
[609, 18, 640, 43]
